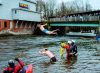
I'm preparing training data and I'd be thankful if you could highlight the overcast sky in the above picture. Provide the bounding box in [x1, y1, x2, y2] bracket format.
[57, 0, 100, 10]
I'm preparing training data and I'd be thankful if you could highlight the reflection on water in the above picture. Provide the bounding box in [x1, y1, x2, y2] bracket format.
[0, 35, 100, 73]
[65, 56, 77, 68]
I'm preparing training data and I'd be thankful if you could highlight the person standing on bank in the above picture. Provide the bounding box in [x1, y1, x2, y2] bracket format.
[37, 23, 59, 35]
[39, 48, 57, 63]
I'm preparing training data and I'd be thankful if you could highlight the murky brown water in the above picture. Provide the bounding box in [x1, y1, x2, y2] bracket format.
[0, 35, 100, 73]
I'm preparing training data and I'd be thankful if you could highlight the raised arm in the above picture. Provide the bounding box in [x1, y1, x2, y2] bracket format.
[42, 23, 48, 27]
[15, 58, 24, 67]
[39, 50, 46, 55]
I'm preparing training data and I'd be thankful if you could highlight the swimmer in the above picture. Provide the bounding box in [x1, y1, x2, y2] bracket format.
[37, 23, 59, 35]
[39, 48, 57, 63]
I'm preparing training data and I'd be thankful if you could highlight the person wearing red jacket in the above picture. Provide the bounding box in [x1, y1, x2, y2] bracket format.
[2, 58, 24, 73]
[61, 41, 71, 60]
[65, 41, 71, 60]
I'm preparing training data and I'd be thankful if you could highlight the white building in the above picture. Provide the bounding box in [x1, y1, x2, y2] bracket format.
[0, 0, 41, 35]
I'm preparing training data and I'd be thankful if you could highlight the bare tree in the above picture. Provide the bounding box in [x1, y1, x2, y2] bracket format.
[71, 0, 92, 12]
[36, 0, 43, 12]
[35, 0, 92, 19]
[60, 2, 67, 16]
[84, 0, 92, 11]
[47, 0, 56, 17]
[35, 0, 56, 19]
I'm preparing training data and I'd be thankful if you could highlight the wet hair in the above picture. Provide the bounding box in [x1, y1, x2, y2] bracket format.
[45, 49, 48, 51]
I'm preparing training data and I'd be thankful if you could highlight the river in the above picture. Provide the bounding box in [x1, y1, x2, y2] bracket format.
[0, 35, 100, 73]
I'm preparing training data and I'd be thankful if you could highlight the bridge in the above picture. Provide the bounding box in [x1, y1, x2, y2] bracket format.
[49, 21, 100, 27]
[48, 10, 100, 35]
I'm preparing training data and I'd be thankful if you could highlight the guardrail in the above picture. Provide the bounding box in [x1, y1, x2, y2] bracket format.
[49, 15, 100, 22]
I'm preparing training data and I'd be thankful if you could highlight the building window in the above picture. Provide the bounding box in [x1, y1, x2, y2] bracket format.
[4, 22, 7, 28]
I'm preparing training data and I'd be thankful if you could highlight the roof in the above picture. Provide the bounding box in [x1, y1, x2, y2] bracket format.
[66, 10, 100, 16]
[48, 10, 100, 18]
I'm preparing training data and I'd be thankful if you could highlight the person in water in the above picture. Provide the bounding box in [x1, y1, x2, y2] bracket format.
[70, 40, 77, 55]
[64, 41, 72, 59]
[60, 42, 66, 59]
[37, 23, 59, 35]
[3, 58, 24, 73]
[60, 41, 72, 59]
[39, 48, 57, 63]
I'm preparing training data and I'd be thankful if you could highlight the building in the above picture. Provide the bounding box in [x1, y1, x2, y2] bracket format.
[0, 0, 41, 35]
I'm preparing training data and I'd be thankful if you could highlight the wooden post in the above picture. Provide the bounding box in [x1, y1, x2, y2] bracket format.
[15, 21, 19, 28]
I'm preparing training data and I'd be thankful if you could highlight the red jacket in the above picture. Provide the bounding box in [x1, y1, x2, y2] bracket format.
[64, 44, 71, 54]
[64, 44, 70, 50]
[3, 59, 24, 73]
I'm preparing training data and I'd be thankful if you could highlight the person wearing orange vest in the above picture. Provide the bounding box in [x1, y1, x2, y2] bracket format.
[60, 41, 71, 60]
[2, 58, 24, 73]
[64, 41, 72, 59]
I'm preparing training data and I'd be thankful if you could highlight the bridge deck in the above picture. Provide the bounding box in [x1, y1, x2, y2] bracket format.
[49, 21, 100, 27]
